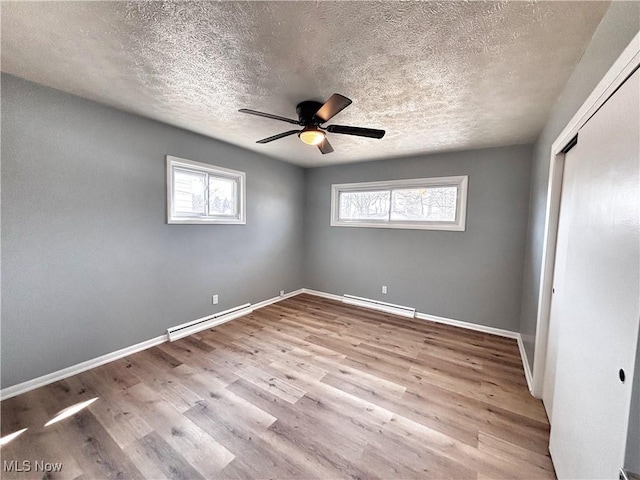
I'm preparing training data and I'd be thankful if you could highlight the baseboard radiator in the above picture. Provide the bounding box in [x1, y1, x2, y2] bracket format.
[342, 294, 416, 318]
[166, 303, 253, 342]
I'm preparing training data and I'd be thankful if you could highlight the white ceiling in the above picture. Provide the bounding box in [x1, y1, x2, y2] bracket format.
[1, 1, 610, 167]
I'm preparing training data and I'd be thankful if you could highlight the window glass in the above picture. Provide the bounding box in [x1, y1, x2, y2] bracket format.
[167, 156, 245, 225]
[390, 186, 457, 222]
[173, 168, 207, 216]
[331, 176, 467, 231]
[208, 176, 237, 217]
[339, 190, 390, 221]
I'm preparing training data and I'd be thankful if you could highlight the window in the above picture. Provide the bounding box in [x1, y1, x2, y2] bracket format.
[167, 156, 245, 224]
[331, 176, 468, 231]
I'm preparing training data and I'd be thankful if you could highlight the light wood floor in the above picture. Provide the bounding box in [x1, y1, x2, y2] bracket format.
[1, 294, 555, 479]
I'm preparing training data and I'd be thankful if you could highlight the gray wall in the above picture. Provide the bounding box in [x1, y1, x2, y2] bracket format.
[304, 145, 532, 332]
[1, 74, 305, 388]
[518, 1, 640, 368]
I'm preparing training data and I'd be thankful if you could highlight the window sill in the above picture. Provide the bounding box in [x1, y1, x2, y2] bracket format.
[168, 217, 246, 225]
[330, 220, 465, 231]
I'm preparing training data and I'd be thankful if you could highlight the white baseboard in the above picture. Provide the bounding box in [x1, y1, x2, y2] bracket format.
[414, 311, 520, 339]
[301, 289, 520, 339]
[252, 288, 304, 310]
[300, 289, 531, 394]
[300, 288, 343, 301]
[517, 334, 534, 394]
[0, 335, 166, 401]
[413, 310, 533, 393]
[0, 290, 303, 401]
[1, 287, 534, 400]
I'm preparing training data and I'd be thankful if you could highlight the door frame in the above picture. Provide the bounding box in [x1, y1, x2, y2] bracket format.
[531, 31, 640, 398]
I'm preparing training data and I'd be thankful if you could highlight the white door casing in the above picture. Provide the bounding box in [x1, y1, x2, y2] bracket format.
[532, 33, 640, 399]
[542, 152, 570, 420]
[548, 68, 640, 479]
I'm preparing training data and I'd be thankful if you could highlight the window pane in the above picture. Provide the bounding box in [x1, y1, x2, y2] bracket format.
[173, 168, 206, 216]
[339, 190, 390, 221]
[208, 176, 237, 217]
[390, 186, 457, 222]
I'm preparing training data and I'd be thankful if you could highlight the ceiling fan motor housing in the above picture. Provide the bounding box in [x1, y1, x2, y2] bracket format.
[296, 100, 324, 125]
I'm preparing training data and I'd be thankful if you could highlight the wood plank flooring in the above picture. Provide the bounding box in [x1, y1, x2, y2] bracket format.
[1, 294, 555, 479]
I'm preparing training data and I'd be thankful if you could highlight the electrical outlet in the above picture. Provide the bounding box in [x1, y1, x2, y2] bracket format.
[212, 294, 219, 305]
[382, 285, 387, 294]
[279, 290, 285, 297]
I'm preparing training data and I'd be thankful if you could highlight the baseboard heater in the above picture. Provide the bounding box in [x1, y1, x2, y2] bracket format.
[166, 303, 253, 342]
[342, 294, 416, 318]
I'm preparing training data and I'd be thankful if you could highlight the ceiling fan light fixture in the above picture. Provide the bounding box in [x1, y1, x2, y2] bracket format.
[298, 128, 325, 146]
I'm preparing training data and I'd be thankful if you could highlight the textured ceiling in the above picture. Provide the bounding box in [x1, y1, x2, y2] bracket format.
[1, 1, 610, 167]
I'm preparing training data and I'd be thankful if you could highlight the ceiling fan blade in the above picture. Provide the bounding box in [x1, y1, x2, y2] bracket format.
[326, 124, 385, 139]
[239, 109, 302, 125]
[314, 94, 352, 123]
[256, 130, 300, 144]
[317, 138, 334, 154]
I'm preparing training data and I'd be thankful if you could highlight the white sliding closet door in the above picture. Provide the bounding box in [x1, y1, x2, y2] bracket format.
[548, 68, 640, 479]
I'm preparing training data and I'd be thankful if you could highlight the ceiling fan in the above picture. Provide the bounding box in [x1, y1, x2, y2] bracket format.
[239, 94, 385, 154]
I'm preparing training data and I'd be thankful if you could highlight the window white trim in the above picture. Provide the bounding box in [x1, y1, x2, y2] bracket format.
[330, 175, 468, 231]
[166, 155, 246, 225]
